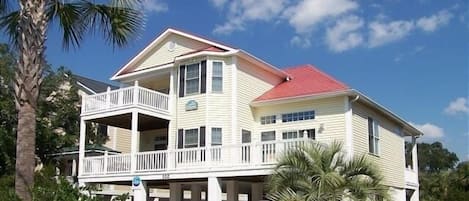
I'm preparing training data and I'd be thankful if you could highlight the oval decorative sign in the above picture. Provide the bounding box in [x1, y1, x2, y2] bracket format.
[185, 100, 198, 111]
[132, 176, 141, 187]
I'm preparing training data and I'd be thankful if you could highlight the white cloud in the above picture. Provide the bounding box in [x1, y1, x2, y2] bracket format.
[368, 20, 414, 47]
[283, 0, 359, 34]
[444, 97, 469, 115]
[290, 35, 312, 48]
[325, 15, 364, 52]
[417, 10, 453, 32]
[141, 0, 168, 14]
[209, 0, 228, 8]
[213, 0, 287, 35]
[410, 122, 445, 142]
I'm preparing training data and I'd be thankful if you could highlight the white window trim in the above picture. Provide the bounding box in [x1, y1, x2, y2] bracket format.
[211, 127, 222, 146]
[368, 117, 380, 156]
[183, 128, 200, 148]
[184, 62, 201, 96]
[260, 115, 277, 125]
[211, 60, 223, 93]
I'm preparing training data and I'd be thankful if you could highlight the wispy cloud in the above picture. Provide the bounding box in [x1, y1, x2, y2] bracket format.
[325, 15, 364, 52]
[417, 10, 453, 32]
[368, 20, 414, 48]
[410, 122, 445, 142]
[444, 97, 469, 115]
[394, 46, 425, 62]
[141, 0, 168, 14]
[290, 35, 312, 48]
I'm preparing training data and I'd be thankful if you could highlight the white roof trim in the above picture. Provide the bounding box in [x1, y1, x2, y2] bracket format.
[236, 50, 289, 78]
[111, 28, 236, 80]
[76, 81, 97, 95]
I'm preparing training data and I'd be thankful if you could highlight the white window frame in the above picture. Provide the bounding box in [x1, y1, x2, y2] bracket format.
[260, 115, 277, 125]
[184, 62, 201, 96]
[184, 128, 199, 148]
[368, 117, 380, 155]
[211, 127, 222, 146]
[261, 131, 276, 141]
[281, 110, 315, 123]
[211, 61, 223, 93]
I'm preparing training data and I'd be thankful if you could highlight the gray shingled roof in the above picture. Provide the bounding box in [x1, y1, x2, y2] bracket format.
[73, 74, 118, 94]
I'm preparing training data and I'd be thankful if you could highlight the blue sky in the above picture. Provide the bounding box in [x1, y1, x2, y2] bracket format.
[6, 0, 469, 160]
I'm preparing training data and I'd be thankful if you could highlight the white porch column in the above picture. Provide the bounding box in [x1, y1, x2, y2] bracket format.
[207, 177, 222, 201]
[251, 182, 263, 201]
[133, 180, 148, 201]
[411, 137, 419, 172]
[78, 118, 86, 176]
[226, 180, 239, 201]
[169, 183, 183, 201]
[191, 184, 202, 201]
[167, 65, 177, 170]
[131, 111, 139, 173]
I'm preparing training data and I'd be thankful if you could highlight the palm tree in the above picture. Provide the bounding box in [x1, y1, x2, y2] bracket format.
[0, 1, 143, 200]
[267, 142, 390, 201]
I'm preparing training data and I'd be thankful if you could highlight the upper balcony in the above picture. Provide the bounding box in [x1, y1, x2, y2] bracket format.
[81, 85, 170, 120]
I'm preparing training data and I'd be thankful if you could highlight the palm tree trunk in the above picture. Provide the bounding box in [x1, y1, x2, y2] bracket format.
[15, 1, 47, 200]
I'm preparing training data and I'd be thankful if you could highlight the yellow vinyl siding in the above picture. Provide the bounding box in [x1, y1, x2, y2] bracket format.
[113, 127, 131, 153]
[139, 128, 168, 151]
[134, 35, 208, 71]
[352, 102, 405, 188]
[254, 97, 346, 144]
[236, 58, 283, 144]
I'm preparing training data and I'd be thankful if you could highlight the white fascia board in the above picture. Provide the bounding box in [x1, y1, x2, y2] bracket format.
[236, 50, 289, 78]
[169, 28, 236, 52]
[76, 82, 97, 95]
[250, 89, 354, 107]
[112, 62, 174, 82]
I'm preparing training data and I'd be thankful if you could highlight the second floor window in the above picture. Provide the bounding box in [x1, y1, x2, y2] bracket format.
[184, 128, 199, 148]
[185, 63, 200, 95]
[281, 110, 315, 123]
[212, 61, 223, 92]
[261, 115, 276, 125]
[211, 128, 222, 146]
[368, 117, 380, 155]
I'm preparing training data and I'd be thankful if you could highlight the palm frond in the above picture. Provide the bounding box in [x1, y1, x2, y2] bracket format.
[0, 10, 18, 47]
[47, 0, 87, 49]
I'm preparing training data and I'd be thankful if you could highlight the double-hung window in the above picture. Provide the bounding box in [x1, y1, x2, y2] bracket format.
[261, 115, 276, 125]
[185, 63, 200, 95]
[212, 61, 223, 92]
[368, 117, 380, 155]
[184, 128, 199, 148]
[211, 128, 222, 146]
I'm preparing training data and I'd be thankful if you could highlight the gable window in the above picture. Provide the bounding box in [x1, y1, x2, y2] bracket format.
[261, 115, 276, 125]
[212, 61, 223, 92]
[211, 128, 222, 146]
[368, 117, 380, 155]
[185, 63, 200, 95]
[281, 110, 315, 123]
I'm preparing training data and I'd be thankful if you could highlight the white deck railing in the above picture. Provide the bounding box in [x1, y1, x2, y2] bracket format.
[81, 86, 169, 115]
[82, 138, 314, 176]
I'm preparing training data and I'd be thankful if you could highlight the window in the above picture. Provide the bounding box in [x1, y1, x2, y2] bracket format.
[368, 117, 380, 155]
[261, 131, 276, 141]
[300, 129, 316, 140]
[281, 111, 315, 123]
[185, 63, 200, 95]
[184, 129, 199, 148]
[261, 115, 276, 125]
[211, 128, 222, 146]
[242, 130, 251, 143]
[212, 61, 223, 92]
[282, 129, 316, 140]
[282, 131, 298, 139]
[154, 136, 168, 151]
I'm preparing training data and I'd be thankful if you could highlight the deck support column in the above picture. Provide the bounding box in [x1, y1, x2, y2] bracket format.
[133, 180, 148, 201]
[251, 182, 263, 201]
[78, 118, 86, 177]
[169, 183, 183, 201]
[227, 180, 239, 201]
[131, 111, 139, 173]
[191, 184, 202, 201]
[207, 177, 222, 201]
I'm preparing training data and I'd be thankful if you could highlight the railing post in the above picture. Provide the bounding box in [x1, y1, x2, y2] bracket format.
[251, 142, 260, 165]
[103, 151, 108, 175]
[106, 87, 111, 108]
[133, 81, 139, 105]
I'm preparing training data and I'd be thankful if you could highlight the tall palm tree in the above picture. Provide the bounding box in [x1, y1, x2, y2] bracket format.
[0, 1, 143, 200]
[267, 142, 390, 201]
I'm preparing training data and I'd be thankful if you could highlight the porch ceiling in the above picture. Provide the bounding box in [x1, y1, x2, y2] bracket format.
[91, 113, 169, 131]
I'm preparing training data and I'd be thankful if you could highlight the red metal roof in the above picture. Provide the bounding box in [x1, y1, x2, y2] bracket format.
[254, 64, 349, 102]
